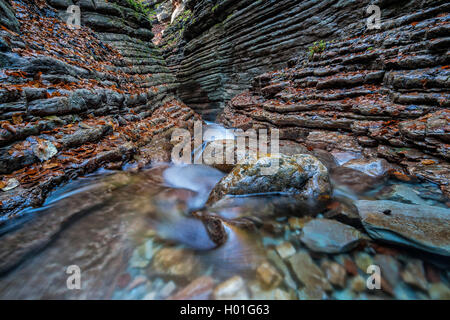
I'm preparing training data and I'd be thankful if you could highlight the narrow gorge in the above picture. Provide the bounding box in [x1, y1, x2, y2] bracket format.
[0, 0, 449, 300]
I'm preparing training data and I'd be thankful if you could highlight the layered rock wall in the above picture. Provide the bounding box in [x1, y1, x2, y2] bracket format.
[161, 0, 448, 119]
[218, 1, 450, 196]
[0, 0, 199, 219]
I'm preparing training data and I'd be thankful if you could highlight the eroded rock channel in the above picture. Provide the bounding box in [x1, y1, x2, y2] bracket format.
[0, 0, 449, 300]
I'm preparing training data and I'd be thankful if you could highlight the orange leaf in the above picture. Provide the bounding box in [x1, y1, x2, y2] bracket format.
[421, 159, 436, 165]
[12, 114, 23, 125]
[391, 171, 411, 182]
[0, 25, 19, 36]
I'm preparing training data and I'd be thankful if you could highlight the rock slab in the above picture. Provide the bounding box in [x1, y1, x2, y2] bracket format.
[355, 200, 450, 256]
[300, 219, 363, 254]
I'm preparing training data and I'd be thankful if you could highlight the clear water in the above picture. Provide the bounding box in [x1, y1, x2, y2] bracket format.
[0, 128, 449, 300]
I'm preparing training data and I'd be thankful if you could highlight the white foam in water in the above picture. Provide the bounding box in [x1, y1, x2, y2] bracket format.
[203, 121, 236, 142]
[163, 164, 226, 209]
[163, 165, 225, 193]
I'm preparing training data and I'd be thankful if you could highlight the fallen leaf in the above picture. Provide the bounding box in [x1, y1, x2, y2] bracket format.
[12, 114, 23, 125]
[391, 171, 411, 182]
[421, 159, 436, 165]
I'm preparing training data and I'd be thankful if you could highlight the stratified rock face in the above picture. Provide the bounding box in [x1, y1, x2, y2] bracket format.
[0, 0, 200, 219]
[0, 0, 19, 33]
[355, 200, 450, 256]
[207, 153, 331, 210]
[161, 0, 449, 120]
[216, 1, 450, 196]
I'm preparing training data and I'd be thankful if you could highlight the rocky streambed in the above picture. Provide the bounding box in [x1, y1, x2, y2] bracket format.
[0, 0, 449, 301]
[0, 122, 449, 300]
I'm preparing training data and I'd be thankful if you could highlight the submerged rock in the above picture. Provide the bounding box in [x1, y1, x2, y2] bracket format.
[300, 219, 363, 254]
[373, 254, 400, 289]
[297, 287, 328, 300]
[321, 260, 347, 288]
[377, 184, 429, 205]
[288, 251, 332, 293]
[349, 275, 367, 293]
[248, 282, 292, 300]
[207, 154, 331, 212]
[401, 260, 428, 291]
[256, 261, 282, 289]
[152, 247, 198, 278]
[168, 276, 215, 300]
[429, 283, 450, 300]
[275, 242, 296, 260]
[354, 252, 374, 273]
[267, 250, 298, 291]
[355, 200, 450, 256]
[213, 276, 249, 300]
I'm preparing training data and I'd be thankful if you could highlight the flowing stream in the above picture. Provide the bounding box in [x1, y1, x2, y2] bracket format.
[0, 123, 448, 300]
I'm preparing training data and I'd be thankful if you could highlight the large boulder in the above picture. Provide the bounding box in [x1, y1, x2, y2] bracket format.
[207, 154, 331, 213]
[355, 200, 450, 256]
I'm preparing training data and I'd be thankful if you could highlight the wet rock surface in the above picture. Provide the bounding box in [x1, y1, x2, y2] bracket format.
[160, 0, 449, 120]
[288, 251, 332, 297]
[300, 219, 363, 254]
[0, 165, 449, 300]
[356, 200, 450, 256]
[207, 153, 331, 209]
[0, 0, 449, 302]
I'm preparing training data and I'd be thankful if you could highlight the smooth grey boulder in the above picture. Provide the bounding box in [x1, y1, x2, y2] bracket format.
[355, 200, 450, 256]
[300, 219, 363, 254]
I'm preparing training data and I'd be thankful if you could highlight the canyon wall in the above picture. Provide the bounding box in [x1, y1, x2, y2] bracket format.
[0, 0, 199, 219]
[159, 0, 449, 196]
[1, 0, 449, 218]
[161, 0, 449, 119]
[217, 1, 450, 197]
